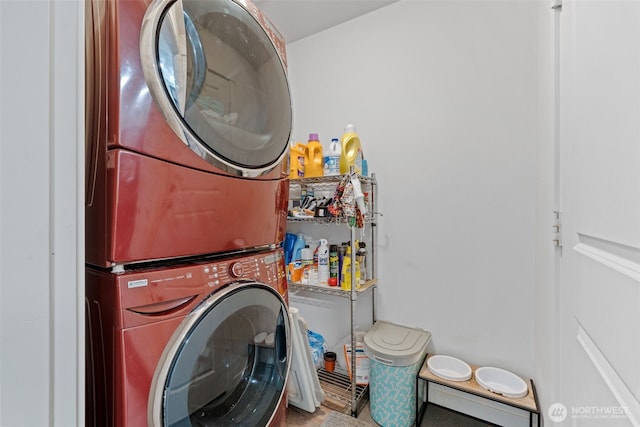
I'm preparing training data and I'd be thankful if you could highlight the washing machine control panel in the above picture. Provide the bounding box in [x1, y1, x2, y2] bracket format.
[116, 251, 287, 319]
[201, 251, 285, 291]
[229, 262, 244, 277]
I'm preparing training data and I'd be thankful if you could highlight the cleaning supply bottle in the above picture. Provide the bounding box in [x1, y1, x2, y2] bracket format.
[317, 239, 329, 285]
[328, 244, 339, 286]
[304, 133, 324, 178]
[288, 233, 307, 283]
[292, 233, 306, 262]
[340, 245, 360, 291]
[289, 142, 306, 179]
[356, 241, 367, 284]
[323, 138, 341, 176]
[284, 232, 297, 265]
[339, 124, 363, 175]
[337, 243, 348, 286]
[301, 245, 313, 266]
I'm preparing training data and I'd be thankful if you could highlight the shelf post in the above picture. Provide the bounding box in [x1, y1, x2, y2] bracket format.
[349, 166, 358, 416]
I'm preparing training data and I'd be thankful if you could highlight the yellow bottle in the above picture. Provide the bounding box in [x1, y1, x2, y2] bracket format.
[340, 246, 361, 291]
[304, 133, 324, 178]
[339, 124, 363, 174]
[289, 142, 306, 179]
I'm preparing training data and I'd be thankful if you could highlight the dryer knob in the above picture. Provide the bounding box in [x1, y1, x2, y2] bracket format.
[230, 262, 244, 278]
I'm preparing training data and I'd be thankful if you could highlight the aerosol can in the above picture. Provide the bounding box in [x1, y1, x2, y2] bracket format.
[317, 239, 329, 285]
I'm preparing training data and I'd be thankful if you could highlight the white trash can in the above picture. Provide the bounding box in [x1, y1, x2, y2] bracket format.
[364, 321, 431, 427]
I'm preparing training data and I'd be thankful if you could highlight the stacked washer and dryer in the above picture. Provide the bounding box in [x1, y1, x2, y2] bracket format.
[84, 0, 293, 425]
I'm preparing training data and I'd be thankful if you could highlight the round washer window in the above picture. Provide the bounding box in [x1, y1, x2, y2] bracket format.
[149, 283, 290, 426]
[142, 0, 292, 175]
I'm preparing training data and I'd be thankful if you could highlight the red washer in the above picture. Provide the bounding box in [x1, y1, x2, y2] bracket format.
[85, 0, 292, 267]
[85, 249, 291, 427]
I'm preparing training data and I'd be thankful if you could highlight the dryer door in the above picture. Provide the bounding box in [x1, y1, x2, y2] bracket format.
[149, 282, 291, 426]
[141, 0, 292, 177]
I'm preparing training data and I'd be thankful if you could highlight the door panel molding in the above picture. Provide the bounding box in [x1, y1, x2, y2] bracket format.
[577, 325, 640, 426]
[574, 234, 640, 283]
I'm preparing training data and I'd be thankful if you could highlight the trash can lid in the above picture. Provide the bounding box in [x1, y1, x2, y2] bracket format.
[364, 321, 431, 366]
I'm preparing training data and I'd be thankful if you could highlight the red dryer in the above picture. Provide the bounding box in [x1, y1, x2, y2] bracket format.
[85, 0, 293, 267]
[85, 249, 291, 426]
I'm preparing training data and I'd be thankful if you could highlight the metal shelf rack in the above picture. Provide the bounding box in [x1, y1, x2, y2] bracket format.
[316, 368, 369, 416]
[288, 278, 377, 297]
[287, 171, 378, 418]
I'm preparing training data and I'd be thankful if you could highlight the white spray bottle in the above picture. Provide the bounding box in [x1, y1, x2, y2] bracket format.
[317, 239, 330, 285]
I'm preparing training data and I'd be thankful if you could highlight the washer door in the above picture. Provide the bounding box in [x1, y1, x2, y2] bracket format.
[149, 282, 291, 426]
[140, 0, 292, 177]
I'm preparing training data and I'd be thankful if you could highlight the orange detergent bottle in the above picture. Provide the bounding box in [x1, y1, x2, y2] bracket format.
[289, 142, 306, 179]
[304, 133, 324, 178]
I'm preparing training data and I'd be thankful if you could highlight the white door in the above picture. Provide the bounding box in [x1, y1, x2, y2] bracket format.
[556, 1, 640, 425]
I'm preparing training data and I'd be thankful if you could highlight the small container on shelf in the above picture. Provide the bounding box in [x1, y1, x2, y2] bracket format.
[324, 352, 336, 372]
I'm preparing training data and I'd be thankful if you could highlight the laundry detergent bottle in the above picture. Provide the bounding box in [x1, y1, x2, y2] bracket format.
[323, 138, 341, 176]
[292, 233, 306, 262]
[339, 124, 363, 174]
[304, 133, 324, 178]
[289, 142, 306, 179]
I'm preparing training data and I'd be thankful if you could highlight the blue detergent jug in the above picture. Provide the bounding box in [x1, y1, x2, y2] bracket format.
[284, 233, 297, 264]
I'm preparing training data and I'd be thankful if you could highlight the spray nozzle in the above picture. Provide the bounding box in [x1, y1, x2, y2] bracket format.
[350, 174, 367, 215]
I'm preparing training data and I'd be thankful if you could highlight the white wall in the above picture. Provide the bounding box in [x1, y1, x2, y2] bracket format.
[286, 0, 539, 380]
[0, 1, 83, 426]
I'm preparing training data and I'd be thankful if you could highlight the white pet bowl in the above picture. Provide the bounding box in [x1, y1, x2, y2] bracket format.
[475, 367, 528, 398]
[427, 355, 472, 382]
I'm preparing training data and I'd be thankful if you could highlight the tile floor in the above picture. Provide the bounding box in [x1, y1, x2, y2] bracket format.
[286, 401, 495, 426]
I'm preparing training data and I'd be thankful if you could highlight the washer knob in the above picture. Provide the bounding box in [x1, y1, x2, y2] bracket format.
[230, 262, 244, 278]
